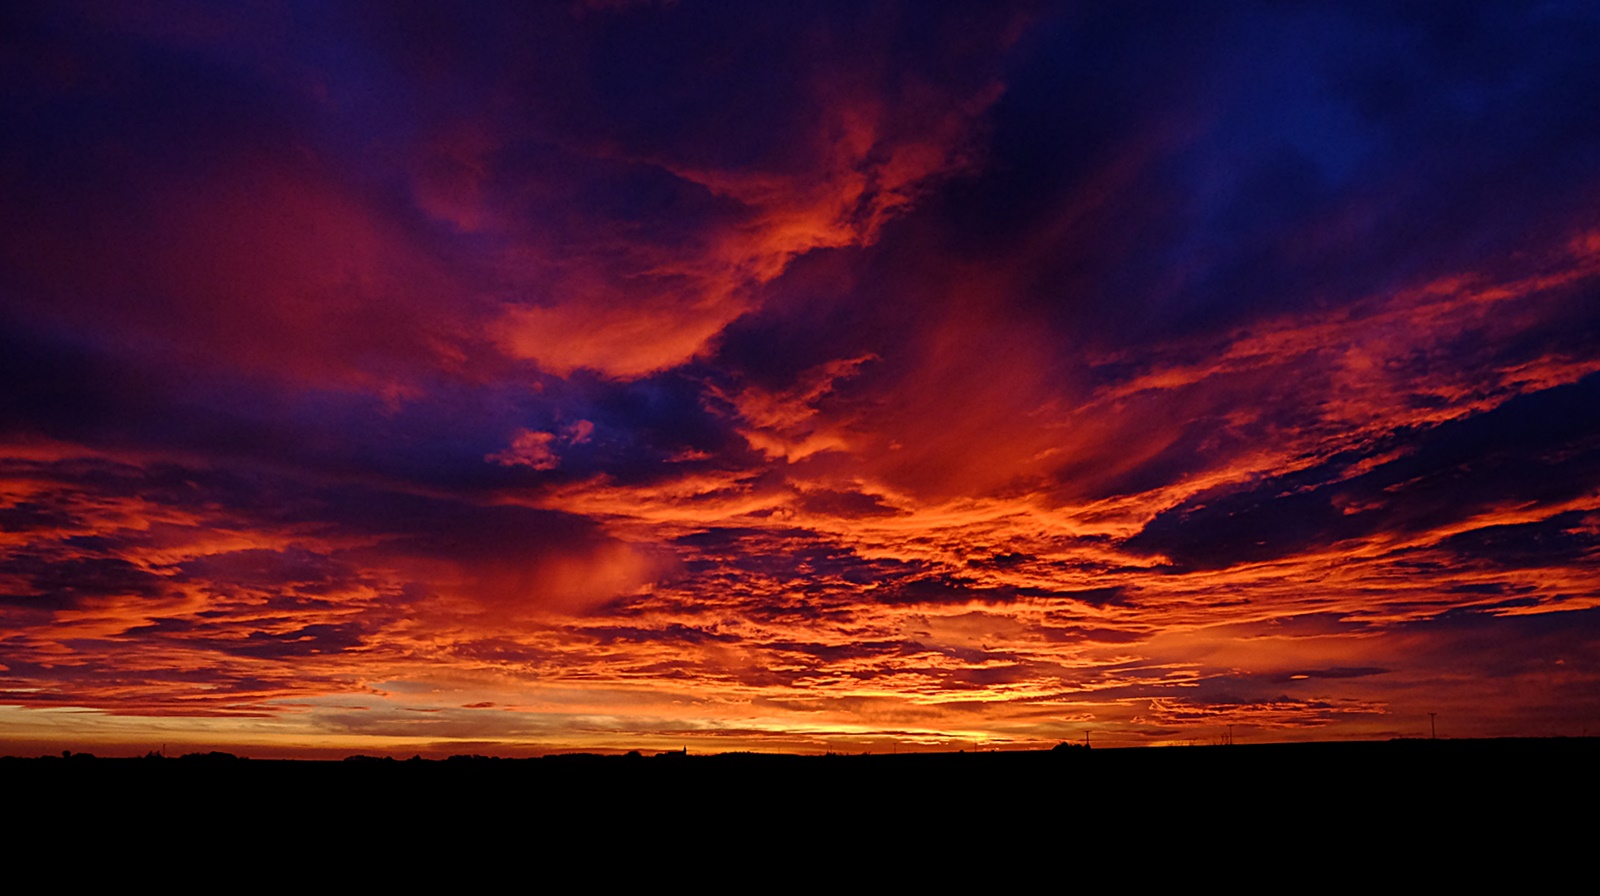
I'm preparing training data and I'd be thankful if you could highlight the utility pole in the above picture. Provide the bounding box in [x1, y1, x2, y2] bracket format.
[1429, 713, 1437, 740]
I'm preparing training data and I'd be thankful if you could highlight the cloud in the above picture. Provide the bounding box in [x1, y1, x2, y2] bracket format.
[487, 430, 560, 470]
[4, 2, 1600, 754]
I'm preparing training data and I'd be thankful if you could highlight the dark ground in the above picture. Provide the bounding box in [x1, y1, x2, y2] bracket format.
[7, 738, 1593, 864]
[9, 739, 1593, 809]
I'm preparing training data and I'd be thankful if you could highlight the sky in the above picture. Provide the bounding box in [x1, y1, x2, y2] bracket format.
[3, 1, 1599, 758]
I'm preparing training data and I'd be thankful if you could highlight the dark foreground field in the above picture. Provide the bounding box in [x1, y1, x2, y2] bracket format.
[10, 738, 1590, 878]
[10, 738, 1594, 832]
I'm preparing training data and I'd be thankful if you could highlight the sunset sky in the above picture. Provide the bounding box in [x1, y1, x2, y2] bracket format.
[4, 1, 1599, 757]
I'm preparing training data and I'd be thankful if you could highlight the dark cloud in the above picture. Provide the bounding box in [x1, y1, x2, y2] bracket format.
[0, 500, 75, 533]
[178, 548, 357, 592]
[584, 623, 741, 647]
[1129, 373, 1600, 569]
[1263, 666, 1389, 684]
[0, 553, 168, 609]
[1025, 587, 1128, 608]
[123, 617, 371, 659]
[796, 487, 899, 519]
[875, 575, 1020, 606]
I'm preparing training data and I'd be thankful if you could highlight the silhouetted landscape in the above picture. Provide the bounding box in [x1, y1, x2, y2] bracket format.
[12, 738, 1595, 827]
